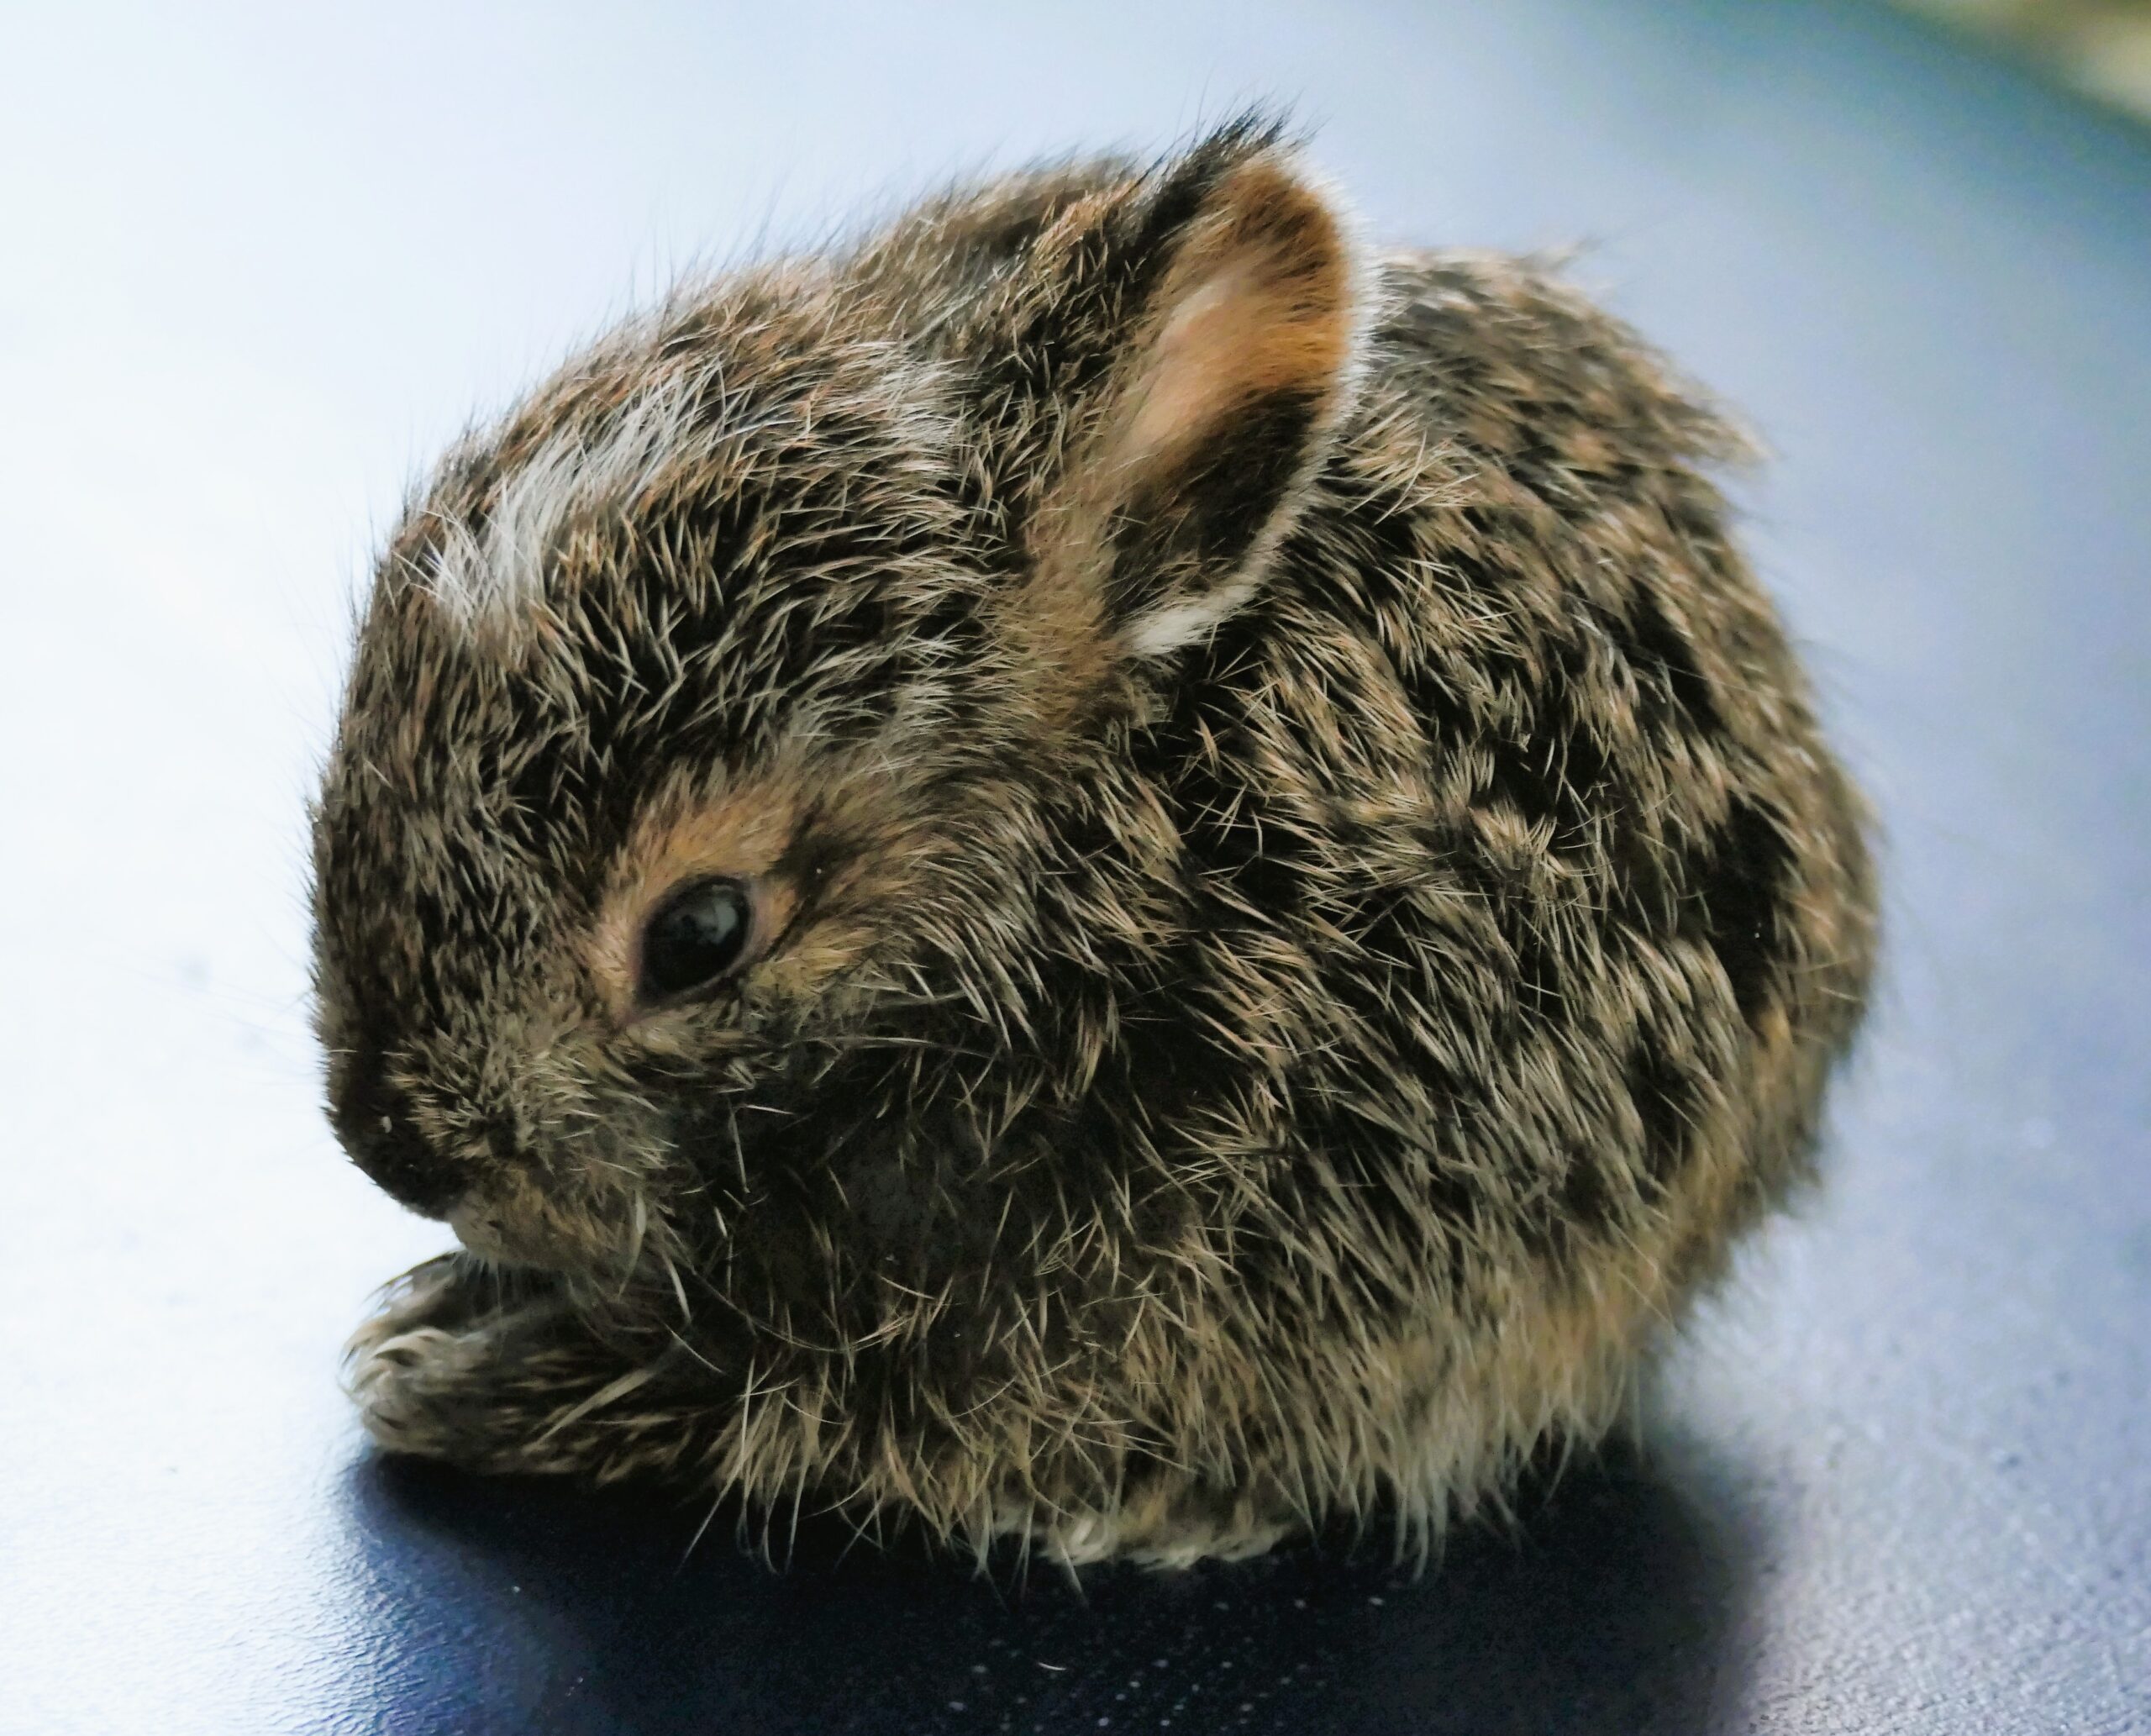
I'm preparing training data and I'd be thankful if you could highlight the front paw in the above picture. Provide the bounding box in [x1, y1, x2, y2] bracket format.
[344, 1254, 565, 1467]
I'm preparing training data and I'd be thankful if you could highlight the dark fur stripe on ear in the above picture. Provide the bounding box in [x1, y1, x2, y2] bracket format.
[1008, 119, 1365, 676]
[1109, 114, 1297, 307]
[1111, 383, 1328, 594]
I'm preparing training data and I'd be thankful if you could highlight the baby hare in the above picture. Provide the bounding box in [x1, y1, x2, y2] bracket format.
[315, 118, 1875, 1566]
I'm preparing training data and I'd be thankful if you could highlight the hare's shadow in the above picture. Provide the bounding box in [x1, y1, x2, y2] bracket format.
[330, 1428, 1764, 1735]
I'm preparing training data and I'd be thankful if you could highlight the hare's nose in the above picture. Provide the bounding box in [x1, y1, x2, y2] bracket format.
[346, 1107, 464, 1218]
[330, 1058, 464, 1218]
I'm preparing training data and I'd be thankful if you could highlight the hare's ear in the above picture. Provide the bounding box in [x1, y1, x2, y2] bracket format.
[1020, 124, 1367, 664]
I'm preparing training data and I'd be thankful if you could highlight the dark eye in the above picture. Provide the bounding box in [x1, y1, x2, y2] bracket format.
[639, 876, 755, 1002]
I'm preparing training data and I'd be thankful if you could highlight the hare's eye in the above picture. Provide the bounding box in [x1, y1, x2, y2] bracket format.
[639, 876, 755, 1002]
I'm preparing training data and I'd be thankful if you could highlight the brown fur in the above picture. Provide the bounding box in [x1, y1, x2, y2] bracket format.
[314, 117, 1876, 1568]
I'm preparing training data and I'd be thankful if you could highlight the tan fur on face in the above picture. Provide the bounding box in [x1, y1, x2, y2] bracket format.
[585, 749, 959, 1027]
[585, 770, 805, 1023]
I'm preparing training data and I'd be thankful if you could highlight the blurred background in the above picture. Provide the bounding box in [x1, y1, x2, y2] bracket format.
[0, 3, 2143, 1733]
[1900, 0, 2151, 118]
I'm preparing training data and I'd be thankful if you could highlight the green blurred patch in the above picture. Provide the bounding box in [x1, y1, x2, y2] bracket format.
[1895, 0, 2151, 119]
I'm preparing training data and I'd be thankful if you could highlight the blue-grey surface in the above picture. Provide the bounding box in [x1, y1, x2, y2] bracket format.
[1, 2, 2146, 1732]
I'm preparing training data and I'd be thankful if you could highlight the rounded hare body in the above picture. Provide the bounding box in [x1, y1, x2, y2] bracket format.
[319, 121, 1874, 1567]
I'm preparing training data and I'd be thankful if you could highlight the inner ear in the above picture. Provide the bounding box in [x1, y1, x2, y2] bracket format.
[1041, 150, 1365, 661]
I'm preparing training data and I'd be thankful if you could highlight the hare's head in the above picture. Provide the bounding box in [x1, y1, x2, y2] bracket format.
[311, 120, 1366, 1299]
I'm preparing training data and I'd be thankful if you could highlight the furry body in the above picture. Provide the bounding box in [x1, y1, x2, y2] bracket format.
[316, 122, 1875, 1566]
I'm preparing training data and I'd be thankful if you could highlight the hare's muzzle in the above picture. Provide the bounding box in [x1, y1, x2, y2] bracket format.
[329, 1060, 464, 1219]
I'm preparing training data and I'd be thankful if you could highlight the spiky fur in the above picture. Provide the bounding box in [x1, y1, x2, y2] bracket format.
[314, 118, 1876, 1570]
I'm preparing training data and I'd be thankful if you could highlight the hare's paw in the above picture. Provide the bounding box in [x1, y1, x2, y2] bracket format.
[1028, 1472, 1302, 1569]
[344, 1255, 585, 1469]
